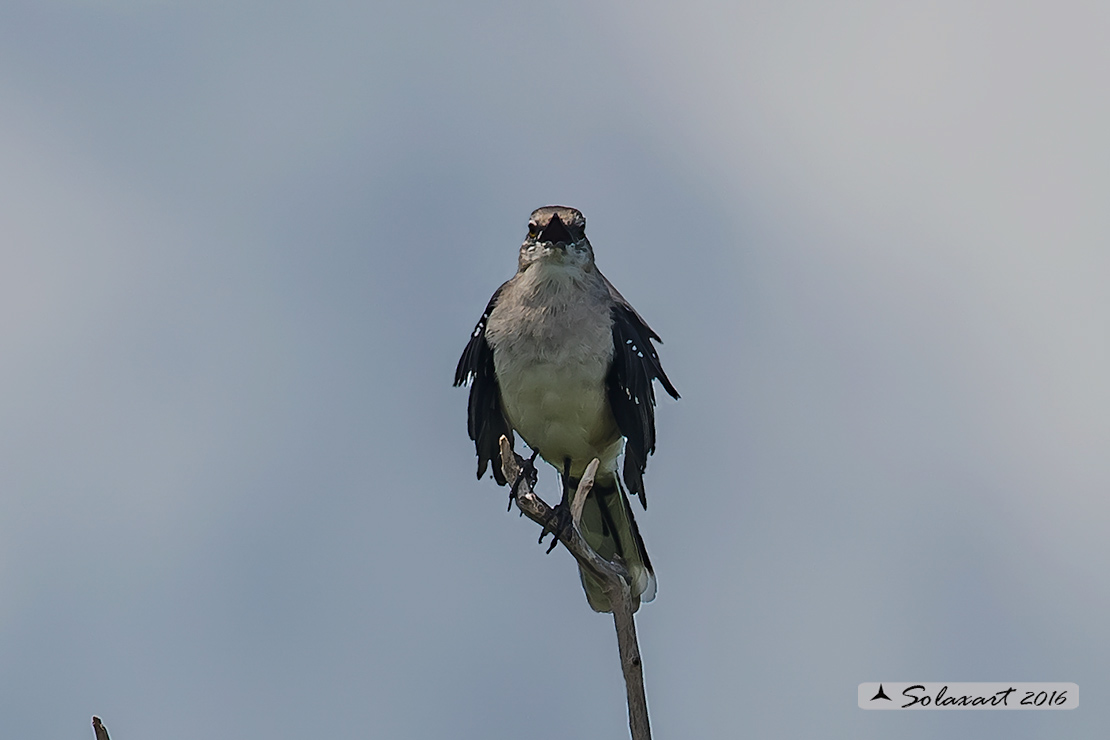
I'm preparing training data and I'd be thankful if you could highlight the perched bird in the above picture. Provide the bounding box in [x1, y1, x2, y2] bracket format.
[454, 206, 678, 612]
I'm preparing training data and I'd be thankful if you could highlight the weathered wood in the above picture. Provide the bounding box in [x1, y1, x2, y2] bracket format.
[498, 437, 651, 740]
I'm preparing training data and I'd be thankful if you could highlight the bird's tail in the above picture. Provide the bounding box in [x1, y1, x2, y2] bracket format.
[573, 477, 656, 613]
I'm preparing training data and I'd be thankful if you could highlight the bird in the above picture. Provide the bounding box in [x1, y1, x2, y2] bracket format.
[454, 205, 678, 612]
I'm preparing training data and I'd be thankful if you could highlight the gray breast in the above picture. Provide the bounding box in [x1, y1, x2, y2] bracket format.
[485, 269, 620, 473]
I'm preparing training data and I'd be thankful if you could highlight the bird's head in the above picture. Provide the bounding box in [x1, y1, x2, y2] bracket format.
[518, 206, 594, 274]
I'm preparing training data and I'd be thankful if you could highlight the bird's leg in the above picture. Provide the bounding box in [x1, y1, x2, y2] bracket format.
[559, 456, 573, 508]
[538, 457, 575, 553]
[509, 448, 540, 511]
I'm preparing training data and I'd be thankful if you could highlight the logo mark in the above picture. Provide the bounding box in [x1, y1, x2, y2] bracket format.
[870, 684, 892, 702]
[858, 683, 1078, 710]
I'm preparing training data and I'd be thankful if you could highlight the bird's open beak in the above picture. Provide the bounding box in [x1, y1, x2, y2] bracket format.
[538, 214, 572, 247]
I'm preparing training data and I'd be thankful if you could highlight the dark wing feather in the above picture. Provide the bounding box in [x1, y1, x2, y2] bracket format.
[604, 280, 679, 509]
[454, 284, 513, 485]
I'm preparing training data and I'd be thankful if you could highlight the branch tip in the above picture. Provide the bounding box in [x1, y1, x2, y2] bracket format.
[571, 458, 599, 527]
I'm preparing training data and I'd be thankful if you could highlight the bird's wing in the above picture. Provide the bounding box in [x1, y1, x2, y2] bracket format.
[603, 276, 679, 508]
[454, 283, 514, 485]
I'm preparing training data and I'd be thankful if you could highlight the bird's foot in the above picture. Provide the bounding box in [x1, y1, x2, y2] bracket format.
[508, 449, 540, 511]
[538, 503, 573, 554]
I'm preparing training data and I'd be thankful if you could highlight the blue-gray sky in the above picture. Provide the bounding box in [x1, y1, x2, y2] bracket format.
[2, 2, 1107, 738]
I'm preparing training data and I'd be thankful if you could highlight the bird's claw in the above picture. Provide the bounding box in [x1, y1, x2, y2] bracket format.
[538, 503, 573, 553]
[508, 449, 540, 511]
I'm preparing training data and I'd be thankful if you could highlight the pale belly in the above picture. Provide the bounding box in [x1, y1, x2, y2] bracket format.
[495, 360, 622, 478]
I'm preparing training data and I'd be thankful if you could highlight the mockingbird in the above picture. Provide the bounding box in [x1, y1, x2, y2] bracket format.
[455, 206, 679, 612]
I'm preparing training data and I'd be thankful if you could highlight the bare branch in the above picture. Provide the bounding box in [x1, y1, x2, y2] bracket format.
[92, 716, 111, 740]
[498, 437, 651, 740]
[571, 457, 599, 527]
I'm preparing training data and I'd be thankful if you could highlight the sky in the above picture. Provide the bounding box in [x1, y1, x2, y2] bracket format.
[1, 1, 1107, 738]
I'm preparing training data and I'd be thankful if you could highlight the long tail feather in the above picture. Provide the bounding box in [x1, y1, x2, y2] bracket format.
[573, 477, 656, 613]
